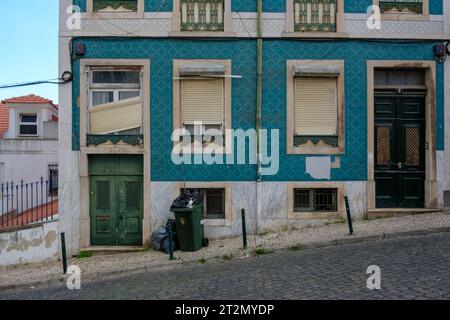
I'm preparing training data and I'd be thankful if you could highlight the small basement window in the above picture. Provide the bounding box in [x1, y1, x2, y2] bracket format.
[19, 114, 38, 136]
[185, 188, 225, 219]
[294, 188, 338, 212]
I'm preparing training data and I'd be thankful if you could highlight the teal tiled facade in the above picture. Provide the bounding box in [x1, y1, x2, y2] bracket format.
[71, 38, 445, 182]
[73, 0, 443, 14]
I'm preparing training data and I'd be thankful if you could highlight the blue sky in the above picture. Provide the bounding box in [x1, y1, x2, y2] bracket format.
[0, 0, 59, 103]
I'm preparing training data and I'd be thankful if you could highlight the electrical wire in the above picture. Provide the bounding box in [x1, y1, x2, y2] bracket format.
[0, 79, 65, 90]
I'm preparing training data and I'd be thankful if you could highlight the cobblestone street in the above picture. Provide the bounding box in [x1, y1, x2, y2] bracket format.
[1, 232, 450, 300]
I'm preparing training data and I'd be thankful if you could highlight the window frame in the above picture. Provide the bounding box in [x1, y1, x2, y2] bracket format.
[171, 0, 234, 36]
[284, 0, 346, 37]
[48, 164, 59, 196]
[87, 67, 144, 135]
[18, 113, 39, 137]
[373, 0, 430, 21]
[173, 59, 232, 155]
[79, 59, 150, 151]
[288, 182, 345, 219]
[87, 0, 144, 19]
[178, 182, 232, 226]
[286, 60, 345, 155]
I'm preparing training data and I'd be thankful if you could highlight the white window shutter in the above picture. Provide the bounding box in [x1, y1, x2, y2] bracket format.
[89, 97, 141, 134]
[181, 79, 224, 125]
[294, 77, 338, 136]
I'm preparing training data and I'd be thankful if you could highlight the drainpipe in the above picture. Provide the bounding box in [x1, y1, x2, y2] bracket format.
[255, 0, 263, 234]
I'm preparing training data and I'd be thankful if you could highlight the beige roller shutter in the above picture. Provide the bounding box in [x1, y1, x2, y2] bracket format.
[294, 77, 337, 136]
[181, 79, 224, 125]
[90, 97, 141, 134]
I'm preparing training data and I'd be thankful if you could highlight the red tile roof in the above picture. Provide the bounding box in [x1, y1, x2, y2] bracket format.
[1, 94, 58, 109]
[0, 103, 9, 138]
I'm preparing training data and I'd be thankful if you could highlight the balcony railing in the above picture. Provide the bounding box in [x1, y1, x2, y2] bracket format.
[93, 0, 138, 12]
[180, 0, 224, 32]
[294, 0, 337, 32]
[379, 1, 423, 14]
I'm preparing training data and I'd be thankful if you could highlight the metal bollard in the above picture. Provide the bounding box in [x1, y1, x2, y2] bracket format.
[241, 209, 248, 249]
[344, 196, 354, 235]
[61, 232, 68, 274]
[168, 222, 174, 261]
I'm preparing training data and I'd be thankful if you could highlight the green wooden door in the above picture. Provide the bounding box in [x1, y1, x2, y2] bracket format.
[118, 176, 143, 245]
[90, 155, 143, 246]
[90, 176, 118, 245]
[375, 95, 426, 208]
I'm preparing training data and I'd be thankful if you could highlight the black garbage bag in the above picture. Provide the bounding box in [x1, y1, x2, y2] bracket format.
[151, 219, 180, 254]
[170, 189, 203, 210]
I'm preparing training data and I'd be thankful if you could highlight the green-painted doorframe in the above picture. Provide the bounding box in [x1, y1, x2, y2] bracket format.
[89, 155, 144, 246]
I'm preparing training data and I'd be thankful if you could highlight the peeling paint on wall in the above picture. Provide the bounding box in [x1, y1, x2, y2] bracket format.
[0, 221, 59, 266]
[305, 157, 331, 180]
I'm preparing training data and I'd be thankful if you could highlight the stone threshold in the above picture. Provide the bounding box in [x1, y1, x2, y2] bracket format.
[367, 208, 440, 218]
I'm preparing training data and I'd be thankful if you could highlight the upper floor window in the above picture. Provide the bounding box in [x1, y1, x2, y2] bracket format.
[294, 0, 337, 32]
[373, 0, 429, 20]
[286, 0, 344, 34]
[87, 0, 144, 18]
[88, 68, 143, 136]
[287, 60, 345, 154]
[19, 114, 38, 136]
[180, 0, 224, 31]
[173, 0, 232, 33]
[93, 0, 138, 12]
[378, 0, 424, 14]
[173, 60, 233, 154]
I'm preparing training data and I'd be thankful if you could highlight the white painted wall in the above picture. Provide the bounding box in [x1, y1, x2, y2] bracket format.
[0, 139, 58, 184]
[0, 220, 59, 266]
[58, 0, 80, 257]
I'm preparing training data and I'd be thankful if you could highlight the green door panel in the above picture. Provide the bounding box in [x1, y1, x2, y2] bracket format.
[89, 155, 118, 176]
[118, 176, 143, 246]
[375, 95, 425, 208]
[90, 176, 118, 246]
[118, 155, 144, 176]
[89, 155, 143, 246]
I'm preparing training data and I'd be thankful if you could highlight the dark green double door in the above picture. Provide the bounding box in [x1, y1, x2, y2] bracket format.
[375, 95, 426, 208]
[89, 155, 143, 246]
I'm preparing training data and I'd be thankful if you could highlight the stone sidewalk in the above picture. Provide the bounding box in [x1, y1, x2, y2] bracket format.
[1, 212, 450, 290]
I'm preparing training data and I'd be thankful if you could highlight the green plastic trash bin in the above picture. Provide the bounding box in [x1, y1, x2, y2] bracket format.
[172, 204, 204, 252]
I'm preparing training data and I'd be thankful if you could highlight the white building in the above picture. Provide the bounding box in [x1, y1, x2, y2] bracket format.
[0, 94, 59, 185]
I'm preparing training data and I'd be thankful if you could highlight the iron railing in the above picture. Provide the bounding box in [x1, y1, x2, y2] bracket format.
[93, 0, 138, 12]
[294, 0, 337, 32]
[0, 178, 58, 230]
[180, 0, 225, 32]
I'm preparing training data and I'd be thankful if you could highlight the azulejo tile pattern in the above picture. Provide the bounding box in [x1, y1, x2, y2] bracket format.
[73, 0, 443, 14]
[71, 38, 444, 183]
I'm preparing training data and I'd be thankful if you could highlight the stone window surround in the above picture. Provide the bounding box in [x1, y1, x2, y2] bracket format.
[373, 0, 430, 21]
[366, 60, 437, 211]
[171, 0, 235, 37]
[176, 182, 233, 227]
[172, 59, 233, 155]
[286, 60, 345, 155]
[86, 0, 145, 19]
[284, 0, 347, 38]
[78, 59, 152, 249]
[287, 182, 346, 220]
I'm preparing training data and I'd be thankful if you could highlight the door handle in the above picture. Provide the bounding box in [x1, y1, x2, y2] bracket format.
[397, 162, 403, 169]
